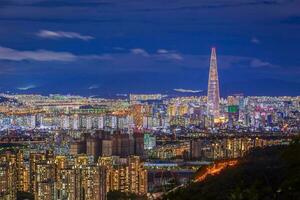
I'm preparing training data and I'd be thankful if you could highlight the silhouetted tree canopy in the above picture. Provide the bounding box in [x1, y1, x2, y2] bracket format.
[163, 137, 300, 200]
[16, 191, 34, 200]
[107, 191, 147, 200]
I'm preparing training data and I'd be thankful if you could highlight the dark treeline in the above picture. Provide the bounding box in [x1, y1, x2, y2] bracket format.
[163, 138, 300, 200]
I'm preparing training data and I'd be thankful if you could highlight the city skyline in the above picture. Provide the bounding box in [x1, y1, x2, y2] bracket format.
[0, 1, 300, 200]
[0, 0, 300, 96]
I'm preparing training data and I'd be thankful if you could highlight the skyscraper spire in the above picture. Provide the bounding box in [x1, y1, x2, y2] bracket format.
[207, 47, 220, 120]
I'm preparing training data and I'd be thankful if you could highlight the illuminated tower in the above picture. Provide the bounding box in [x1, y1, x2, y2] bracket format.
[207, 47, 220, 120]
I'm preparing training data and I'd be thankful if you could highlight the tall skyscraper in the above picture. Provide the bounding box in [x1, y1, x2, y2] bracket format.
[207, 47, 220, 120]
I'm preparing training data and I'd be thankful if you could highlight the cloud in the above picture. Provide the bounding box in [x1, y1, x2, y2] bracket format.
[130, 48, 149, 56]
[157, 49, 169, 54]
[251, 37, 260, 44]
[181, 54, 278, 70]
[0, 46, 76, 61]
[37, 30, 94, 41]
[250, 58, 274, 68]
[80, 54, 113, 61]
[0, 45, 278, 76]
[174, 88, 203, 93]
[156, 53, 183, 61]
[221, 56, 277, 69]
[88, 84, 99, 90]
[156, 49, 183, 61]
[0, 45, 111, 62]
[17, 85, 36, 90]
[130, 48, 183, 61]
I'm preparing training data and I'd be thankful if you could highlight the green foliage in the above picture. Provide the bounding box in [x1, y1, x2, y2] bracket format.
[279, 137, 300, 199]
[107, 191, 147, 200]
[16, 191, 34, 200]
[163, 138, 300, 200]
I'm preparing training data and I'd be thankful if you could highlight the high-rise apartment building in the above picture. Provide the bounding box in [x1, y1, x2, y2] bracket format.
[0, 154, 17, 199]
[34, 161, 56, 200]
[16, 151, 29, 192]
[99, 156, 147, 195]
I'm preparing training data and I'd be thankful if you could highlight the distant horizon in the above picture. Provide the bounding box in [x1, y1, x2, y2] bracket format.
[1, 87, 299, 99]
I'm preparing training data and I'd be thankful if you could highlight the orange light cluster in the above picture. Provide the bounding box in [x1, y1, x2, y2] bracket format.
[194, 159, 238, 182]
[111, 109, 130, 116]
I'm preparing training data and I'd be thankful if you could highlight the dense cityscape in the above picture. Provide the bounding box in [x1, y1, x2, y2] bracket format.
[1, 0, 300, 199]
[0, 48, 298, 199]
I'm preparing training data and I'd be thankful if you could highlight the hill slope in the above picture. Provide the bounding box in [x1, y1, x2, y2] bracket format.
[163, 139, 300, 200]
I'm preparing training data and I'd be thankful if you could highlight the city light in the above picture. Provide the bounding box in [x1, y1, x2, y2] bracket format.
[0, 1, 299, 199]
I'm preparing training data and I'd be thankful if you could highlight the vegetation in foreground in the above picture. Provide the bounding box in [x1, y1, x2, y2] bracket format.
[163, 138, 300, 200]
[107, 191, 147, 200]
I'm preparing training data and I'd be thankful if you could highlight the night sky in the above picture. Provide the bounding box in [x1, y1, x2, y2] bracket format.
[0, 0, 300, 97]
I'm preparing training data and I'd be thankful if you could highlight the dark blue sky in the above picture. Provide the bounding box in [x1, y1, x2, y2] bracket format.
[0, 0, 300, 96]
